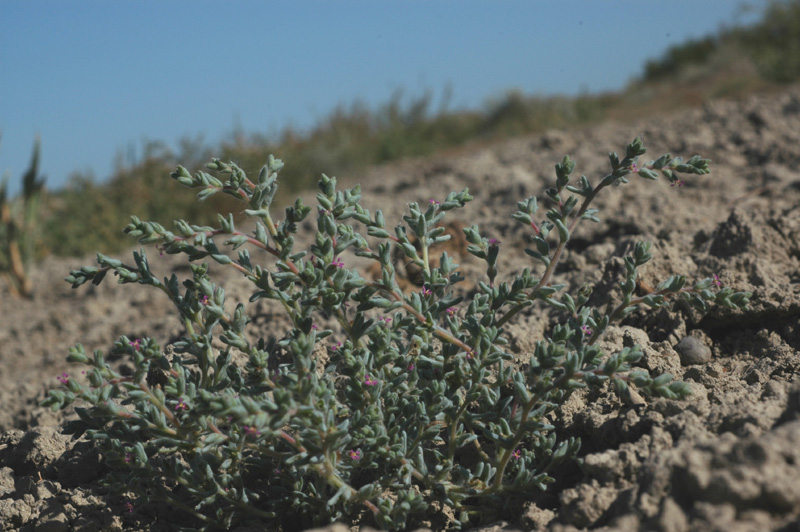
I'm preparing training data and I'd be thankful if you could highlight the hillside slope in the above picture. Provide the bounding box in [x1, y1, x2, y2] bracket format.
[1, 85, 800, 531]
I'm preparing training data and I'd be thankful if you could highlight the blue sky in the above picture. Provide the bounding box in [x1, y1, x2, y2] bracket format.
[1, 1, 764, 197]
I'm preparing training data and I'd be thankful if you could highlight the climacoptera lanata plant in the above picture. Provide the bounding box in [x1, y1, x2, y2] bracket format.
[45, 136, 751, 531]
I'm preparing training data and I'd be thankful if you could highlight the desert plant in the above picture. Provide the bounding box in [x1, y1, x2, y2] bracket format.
[736, 0, 800, 83]
[0, 136, 46, 298]
[44, 137, 750, 531]
[639, 0, 800, 87]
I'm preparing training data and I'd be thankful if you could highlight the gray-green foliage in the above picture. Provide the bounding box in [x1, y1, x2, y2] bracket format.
[44, 137, 751, 531]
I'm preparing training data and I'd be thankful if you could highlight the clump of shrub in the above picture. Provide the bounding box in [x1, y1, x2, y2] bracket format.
[44, 136, 750, 530]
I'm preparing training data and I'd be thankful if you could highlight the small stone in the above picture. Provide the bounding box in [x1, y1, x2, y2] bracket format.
[658, 496, 688, 532]
[30, 511, 70, 532]
[0, 467, 14, 497]
[675, 336, 712, 365]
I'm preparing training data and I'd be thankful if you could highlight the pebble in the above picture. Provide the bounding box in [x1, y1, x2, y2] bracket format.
[676, 336, 712, 365]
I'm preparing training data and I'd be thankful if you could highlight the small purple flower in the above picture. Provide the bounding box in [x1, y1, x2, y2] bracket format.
[124, 452, 134, 463]
[379, 316, 391, 325]
[671, 179, 685, 187]
[125, 501, 134, 513]
[712, 273, 722, 287]
[512, 449, 521, 460]
[365, 375, 378, 386]
[429, 199, 440, 206]
[57, 372, 69, 385]
[630, 162, 638, 173]
[330, 341, 342, 352]
[446, 306, 457, 317]
[129, 339, 142, 351]
[408, 363, 415, 371]
[243, 425, 260, 438]
[581, 325, 593, 336]
[332, 257, 344, 268]
[421, 286, 432, 297]
[200, 295, 210, 305]
[349, 449, 362, 460]
[488, 238, 501, 246]
[311, 324, 318, 330]
[174, 398, 189, 412]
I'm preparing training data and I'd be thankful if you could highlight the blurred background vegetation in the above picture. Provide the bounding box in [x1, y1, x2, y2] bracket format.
[10, 0, 800, 259]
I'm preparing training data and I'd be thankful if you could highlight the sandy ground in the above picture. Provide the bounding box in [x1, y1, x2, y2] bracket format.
[1, 85, 800, 531]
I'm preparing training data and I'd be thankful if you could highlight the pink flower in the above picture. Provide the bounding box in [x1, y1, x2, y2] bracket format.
[712, 273, 722, 287]
[671, 179, 684, 187]
[332, 257, 344, 268]
[129, 339, 142, 351]
[581, 325, 593, 336]
[512, 449, 521, 460]
[349, 449, 362, 460]
[446, 306, 457, 317]
[243, 425, 260, 438]
[365, 375, 378, 386]
[488, 238, 501, 246]
[421, 286, 432, 296]
[174, 398, 189, 412]
[200, 295, 210, 305]
[57, 372, 69, 385]
[429, 199, 440, 206]
[125, 501, 134, 513]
